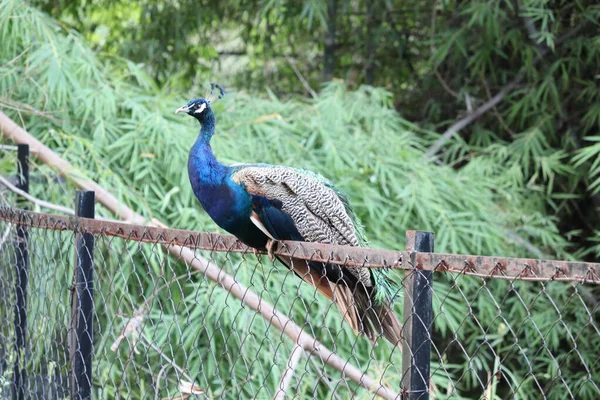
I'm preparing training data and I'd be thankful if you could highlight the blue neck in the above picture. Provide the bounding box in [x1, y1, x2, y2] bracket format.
[188, 113, 229, 188]
[196, 112, 216, 144]
[186, 111, 269, 248]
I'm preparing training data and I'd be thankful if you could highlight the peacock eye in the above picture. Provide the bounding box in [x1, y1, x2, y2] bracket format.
[192, 102, 207, 114]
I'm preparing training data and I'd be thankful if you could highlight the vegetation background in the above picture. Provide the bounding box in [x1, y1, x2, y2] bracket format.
[0, 0, 599, 398]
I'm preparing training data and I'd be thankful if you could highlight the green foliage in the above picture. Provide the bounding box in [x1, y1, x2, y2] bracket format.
[428, 0, 600, 261]
[0, 1, 599, 399]
[31, 0, 600, 261]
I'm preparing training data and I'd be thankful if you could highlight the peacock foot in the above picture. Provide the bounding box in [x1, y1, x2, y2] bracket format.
[266, 239, 279, 262]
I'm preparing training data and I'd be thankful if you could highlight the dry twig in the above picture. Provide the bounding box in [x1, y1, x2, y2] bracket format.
[0, 174, 120, 222]
[0, 174, 76, 215]
[274, 344, 305, 400]
[284, 54, 318, 99]
[423, 75, 523, 160]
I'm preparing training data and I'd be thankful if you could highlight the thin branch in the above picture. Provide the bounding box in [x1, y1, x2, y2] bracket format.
[154, 365, 170, 400]
[110, 308, 146, 354]
[0, 110, 400, 400]
[308, 357, 343, 400]
[522, 16, 547, 54]
[0, 111, 145, 223]
[0, 47, 30, 71]
[0, 174, 117, 222]
[464, 92, 473, 113]
[556, 19, 591, 44]
[342, 8, 422, 16]
[152, 349, 208, 399]
[481, 77, 516, 136]
[178, 380, 205, 398]
[28, 77, 50, 112]
[274, 344, 305, 400]
[434, 69, 459, 99]
[284, 54, 318, 99]
[0, 97, 61, 123]
[217, 50, 246, 56]
[429, 0, 438, 50]
[423, 74, 523, 160]
[423, 20, 592, 160]
[111, 273, 196, 354]
[140, 333, 194, 383]
[0, 174, 75, 215]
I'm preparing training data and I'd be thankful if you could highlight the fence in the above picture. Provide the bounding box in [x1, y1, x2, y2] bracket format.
[0, 145, 599, 400]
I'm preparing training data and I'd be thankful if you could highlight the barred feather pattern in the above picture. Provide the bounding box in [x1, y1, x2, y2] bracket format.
[231, 164, 402, 345]
[231, 165, 372, 286]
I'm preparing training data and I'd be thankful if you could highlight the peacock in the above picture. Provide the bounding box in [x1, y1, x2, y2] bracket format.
[176, 86, 402, 345]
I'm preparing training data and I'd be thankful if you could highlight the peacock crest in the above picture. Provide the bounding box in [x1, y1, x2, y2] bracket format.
[205, 83, 225, 104]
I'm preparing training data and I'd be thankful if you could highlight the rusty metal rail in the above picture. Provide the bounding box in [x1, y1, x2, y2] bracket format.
[1, 206, 599, 284]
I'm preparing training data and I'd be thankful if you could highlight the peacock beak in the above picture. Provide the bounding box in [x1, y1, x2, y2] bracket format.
[175, 105, 189, 114]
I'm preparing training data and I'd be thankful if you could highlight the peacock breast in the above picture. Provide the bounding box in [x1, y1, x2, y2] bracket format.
[187, 144, 268, 247]
[192, 182, 247, 227]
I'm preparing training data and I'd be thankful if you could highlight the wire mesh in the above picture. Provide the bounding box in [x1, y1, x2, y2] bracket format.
[430, 273, 600, 399]
[0, 207, 599, 399]
[0, 211, 406, 399]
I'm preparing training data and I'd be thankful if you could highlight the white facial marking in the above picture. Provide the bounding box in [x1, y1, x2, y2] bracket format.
[194, 103, 207, 114]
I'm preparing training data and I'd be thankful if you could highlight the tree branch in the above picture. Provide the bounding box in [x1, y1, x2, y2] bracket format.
[0, 174, 118, 222]
[0, 97, 61, 123]
[274, 344, 305, 400]
[308, 357, 343, 400]
[481, 76, 517, 136]
[423, 74, 523, 160]
[423, 20, 593, 161]
[284, 54, 318, 99]
[0, 111, 400, 400]
[217, 50, 246, 56]
[429, 0, 459, 99]
[0, 47, 30, 71]
[0, 174, 75, 215]
[323, 0, 337, 82]
[140, 333, 194, 383]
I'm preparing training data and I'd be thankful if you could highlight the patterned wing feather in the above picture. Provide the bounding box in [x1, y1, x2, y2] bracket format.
[231, 164, 372, 287]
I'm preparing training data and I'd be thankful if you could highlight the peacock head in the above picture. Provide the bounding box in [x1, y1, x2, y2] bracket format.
[175, 83, 225, 124]
[175, 98, 211, 120]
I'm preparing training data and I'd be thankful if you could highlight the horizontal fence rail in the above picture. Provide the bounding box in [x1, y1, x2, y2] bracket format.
[1, 204, 599, 399]
[1, 207, 598, 283]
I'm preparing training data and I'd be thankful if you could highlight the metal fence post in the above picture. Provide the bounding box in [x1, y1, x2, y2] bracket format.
[12, 144, 29, 400]
[70, 191, 95, 400]
[401, 231, 434, 400]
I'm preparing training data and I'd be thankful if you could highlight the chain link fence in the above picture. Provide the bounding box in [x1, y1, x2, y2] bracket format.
[0, 145, 599, 399]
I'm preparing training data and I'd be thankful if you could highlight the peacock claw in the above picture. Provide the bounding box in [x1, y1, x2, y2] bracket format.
[266, 239, 278, 262]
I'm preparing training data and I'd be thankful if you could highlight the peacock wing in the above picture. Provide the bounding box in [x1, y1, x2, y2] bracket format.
[230, 164, 372, 287]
